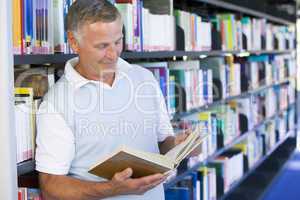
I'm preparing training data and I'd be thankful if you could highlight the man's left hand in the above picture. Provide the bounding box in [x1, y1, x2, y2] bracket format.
[174, 129, 202, 157]
[174, 129, 192, 145]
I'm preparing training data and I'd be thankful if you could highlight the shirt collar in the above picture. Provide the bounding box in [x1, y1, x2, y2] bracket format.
[64, 57, 132, 90]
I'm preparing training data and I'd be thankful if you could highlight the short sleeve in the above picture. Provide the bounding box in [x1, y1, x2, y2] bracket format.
[35, 100, 75, 175]
[152, 75, 175, 142]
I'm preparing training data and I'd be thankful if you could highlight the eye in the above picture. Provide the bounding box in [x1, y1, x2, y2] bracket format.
[95, 44, 108, 50]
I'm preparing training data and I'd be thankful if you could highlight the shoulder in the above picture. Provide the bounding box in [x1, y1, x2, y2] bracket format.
[40, 75, 73, 116]
[43, 75, 70, 103]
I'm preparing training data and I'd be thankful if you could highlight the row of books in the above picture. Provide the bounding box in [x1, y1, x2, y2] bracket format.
[13, 85, 294, 167]
[203, 54, 296, 97]
[165, 168, 219, 200]
[138, 61, 214, 115]
[175, 10, 211, 51]
[116, 1, 176, 52]
[178, 84, 295, 164]
[119, 6, 295, 52]
[14, 65, 58, 163]
[214, 15, 296, 51]
[138, 54, 295, 115]
[12, 0, 88, 55]
[13, 0, 57, 55]
[166, 107, 295, 199]
[250, 81, 295, 125]
[12, 0, 296, 55]
[119, 5, 296, 52]
[166, 151, 244, 200]
[15, 88, 37, 163]
[13, 55, 295, 119]
[11, 0, 174, 54]
[18, 188, 42, 200]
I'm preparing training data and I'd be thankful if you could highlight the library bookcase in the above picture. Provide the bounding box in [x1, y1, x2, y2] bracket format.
[1, 0, 298, 199]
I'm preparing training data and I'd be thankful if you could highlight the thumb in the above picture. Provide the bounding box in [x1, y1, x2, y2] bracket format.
[113, 168, 133, 181]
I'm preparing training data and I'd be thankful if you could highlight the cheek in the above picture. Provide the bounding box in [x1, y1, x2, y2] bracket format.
[79, 50, 105, 66]
[87, 49, 106, 59]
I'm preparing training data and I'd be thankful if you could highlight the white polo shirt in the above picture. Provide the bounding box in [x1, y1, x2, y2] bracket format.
[35, 57, 174, 200]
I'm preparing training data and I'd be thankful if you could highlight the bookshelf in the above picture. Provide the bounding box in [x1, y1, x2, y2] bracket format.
[164, 104, 296, 189]
[218, 130, 295, 200]
[191, 0, 294, 25]
[16, 77, 293, 175]
[173, 78, 292, 119]
[165, 129, 295, 193]
[18, 76, 295, 175]
[15, 79, 294, 176]
[14, 50, 295, 64]
[5, 0, 298, 199]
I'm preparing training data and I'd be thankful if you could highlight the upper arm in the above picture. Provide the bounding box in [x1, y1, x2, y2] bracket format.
[35, 100, 75, 175]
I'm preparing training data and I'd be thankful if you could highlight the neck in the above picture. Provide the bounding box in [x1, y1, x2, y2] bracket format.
[74, 63, 116, 86]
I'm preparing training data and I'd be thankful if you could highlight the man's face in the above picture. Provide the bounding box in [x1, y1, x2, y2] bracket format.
[74, 17, 123, 75]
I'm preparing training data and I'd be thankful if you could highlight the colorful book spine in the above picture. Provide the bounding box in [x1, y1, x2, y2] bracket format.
[13, 0, 22, 54]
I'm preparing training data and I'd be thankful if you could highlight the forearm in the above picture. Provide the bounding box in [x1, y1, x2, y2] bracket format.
[39, 173, 117, 200]
[158, 136, 176, 154]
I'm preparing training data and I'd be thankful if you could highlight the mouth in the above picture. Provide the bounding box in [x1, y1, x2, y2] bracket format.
[97, 63, 117, 71]
[96, 62, 114, 65]
[104, 63, 117, 65]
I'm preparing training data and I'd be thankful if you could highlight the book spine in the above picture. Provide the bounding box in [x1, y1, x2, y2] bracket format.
[20, 0, 25, 54]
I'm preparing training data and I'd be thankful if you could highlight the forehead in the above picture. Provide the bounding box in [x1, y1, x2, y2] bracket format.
[79, 18, 123, 41]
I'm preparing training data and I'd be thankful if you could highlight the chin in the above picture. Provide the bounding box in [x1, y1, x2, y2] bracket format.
[100, 64, 117, 71]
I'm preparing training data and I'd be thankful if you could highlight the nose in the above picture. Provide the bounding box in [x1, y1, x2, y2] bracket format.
[105, 44, 118, 61]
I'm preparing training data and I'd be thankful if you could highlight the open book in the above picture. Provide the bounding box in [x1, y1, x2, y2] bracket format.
[88, 126, 209, 179]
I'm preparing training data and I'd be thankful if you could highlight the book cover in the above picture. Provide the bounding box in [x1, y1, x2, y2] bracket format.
[89, 127, 208, 179]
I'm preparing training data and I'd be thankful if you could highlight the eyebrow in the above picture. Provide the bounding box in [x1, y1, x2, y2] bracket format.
[94, 36, 124, 47]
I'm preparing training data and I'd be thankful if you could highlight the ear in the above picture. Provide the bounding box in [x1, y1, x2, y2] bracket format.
[67, 31, 80, 53]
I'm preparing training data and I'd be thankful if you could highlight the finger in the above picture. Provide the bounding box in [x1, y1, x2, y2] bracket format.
[143, 174, 167, 187]
[185, 128, 192, 135]
[180, 130, 189, 138]
[122, 168, 133, 179]
[137, 173, 165, 185]
[151, 175, 167, 185]
[134, 174, 168, 195]
[113, 168, 133, 181]
[181, 130, 190, 141]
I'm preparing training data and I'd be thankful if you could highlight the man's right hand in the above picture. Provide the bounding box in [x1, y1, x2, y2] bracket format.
[110, 168, 167, 196]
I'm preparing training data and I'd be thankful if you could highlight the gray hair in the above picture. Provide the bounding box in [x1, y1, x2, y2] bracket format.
[67, 0, 121, 38]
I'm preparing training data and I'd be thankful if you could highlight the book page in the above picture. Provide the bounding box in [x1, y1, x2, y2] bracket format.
[122, 146, 175, 169]
[175, 133, 209, 164]
[165, 126, 204, 162]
